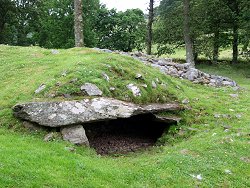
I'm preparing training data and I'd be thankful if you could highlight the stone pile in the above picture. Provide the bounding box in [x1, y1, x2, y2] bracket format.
[97, 49, 237, 87]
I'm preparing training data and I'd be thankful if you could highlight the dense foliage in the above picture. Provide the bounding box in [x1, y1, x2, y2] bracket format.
[0, 0, 146, 51]
[0, 0, 249, 60]
[155, 0, 250, 63]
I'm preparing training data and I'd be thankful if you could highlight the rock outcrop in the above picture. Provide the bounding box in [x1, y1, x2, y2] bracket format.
[13, 97, 181, 128]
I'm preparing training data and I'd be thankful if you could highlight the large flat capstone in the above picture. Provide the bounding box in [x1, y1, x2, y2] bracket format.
[13, 97, 181, 127]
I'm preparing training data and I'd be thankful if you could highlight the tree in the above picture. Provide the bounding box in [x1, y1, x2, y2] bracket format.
[183, 0, 195, 67]
[0, 0, 16, 43]
[74, 0, 84, 47]
[96, 7, 146, 52]
[147, 0, 154, 55]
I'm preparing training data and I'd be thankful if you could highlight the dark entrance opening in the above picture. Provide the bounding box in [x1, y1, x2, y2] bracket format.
[83, 114, 175, 155]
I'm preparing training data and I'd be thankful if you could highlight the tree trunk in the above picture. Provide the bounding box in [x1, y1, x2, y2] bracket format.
[183, 0, 195, 68]
[232, 23, 238, 64]
[212, 28, 220, 64]
[147, 0, 154, 55]
[74, 0, 84, 47]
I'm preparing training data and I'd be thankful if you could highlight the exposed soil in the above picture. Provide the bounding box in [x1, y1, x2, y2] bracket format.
[84, 114, 172, 155]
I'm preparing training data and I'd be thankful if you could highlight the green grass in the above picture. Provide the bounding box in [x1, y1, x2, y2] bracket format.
[0, 45, 249, 187]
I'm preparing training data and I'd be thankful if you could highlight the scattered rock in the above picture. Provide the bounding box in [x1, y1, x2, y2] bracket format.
[214, 114, 220, 118]
[141, 84, 148, 88]
[80, 83, 103, 96]
[109, 87, 116, 91]
[229, 94, 239, 98]
[232, 86, 240, 91]
[13, 97, 181, 127]
[182, 99, 190, 104]
[153, 115, 181, 124]
[102, 72, 110, 82]
[63, 94, 72, 98]
[55, 82, 61, 86]
[235, 114, 242, 119]
[35, 84, 46, 94]
[51, 49, 59, 54]
[65, 147, 76, 152]
[225, 169, 232, 174]
[152, 81, 157, 88]
[127, 84, 141, 97]
[135, 73, 143, 79]
[222, 125, 232, 130]
[240, 157, 250, 163]
[44, 132, 56, 142]
[69, 78, 78, 83]
[190, 174, 202, 181]
[61, 125, 89, 146]
[61, 70, 67, 77]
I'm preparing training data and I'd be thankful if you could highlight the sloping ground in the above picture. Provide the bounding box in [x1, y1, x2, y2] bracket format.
[0, 45, 249, 187]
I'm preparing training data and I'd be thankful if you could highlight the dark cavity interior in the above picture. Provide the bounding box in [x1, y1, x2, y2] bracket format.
[83, 114, 175, 155]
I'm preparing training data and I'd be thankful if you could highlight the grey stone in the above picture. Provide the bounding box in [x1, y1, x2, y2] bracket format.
[232, 86, 240, 91]
[182, 99, 190, 104]
[101, 49, 113, 53]
[80, 83, 103, 96]
[183, 68, 199, 81]
[109, 87, 116, 91]
[13, 97, 181, 127]
[61, 125, 89, 146]
[51, 49, 59, 54]
[152, 81, 157, 88]
[63, 94, 72, 98]
[229, 94, 239, 98]
[35, 84, 46, 94]
[140, 84, 148, 88]
[102, 72, 110, 82]
[44, 132, 56, 142]
[23, 121, 43, 131]
[135, 73, 143, 79]
[214, 114, 220, 118]
[69, 78, 78, 83]
[61, 70, 67, 77]
[55, 82, 61, 86]
[153, 115, 181, 124]
[98, 50, 238, 88]
[127, 84, 141, 97]
[168, 67, 178, 75]
[235, 114, 242, 119]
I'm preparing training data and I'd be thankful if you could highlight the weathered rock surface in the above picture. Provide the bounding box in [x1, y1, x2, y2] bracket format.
[127, 84, 141, 97]
[96, 49, 237, 87]
[61, 125, 89, 146]
[80, 83, 103, 96]
[13, 97, 181, 127]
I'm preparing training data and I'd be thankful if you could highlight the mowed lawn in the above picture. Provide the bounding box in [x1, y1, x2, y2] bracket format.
[0, 45, 249, 187]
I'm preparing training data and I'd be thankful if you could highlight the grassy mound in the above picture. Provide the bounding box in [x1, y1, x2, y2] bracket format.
[0, 45, 249, 187]
[0, 45, 183, 106]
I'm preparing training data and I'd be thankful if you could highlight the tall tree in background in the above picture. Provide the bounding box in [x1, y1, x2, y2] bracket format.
[183, 0, 195, 67]
[0, 0, 16, 44]
[74, 0, 84, 47]
[147, 0, 154, 55]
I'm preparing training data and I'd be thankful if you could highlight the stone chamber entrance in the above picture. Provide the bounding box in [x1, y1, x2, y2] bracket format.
[82, 114, 177, 155]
